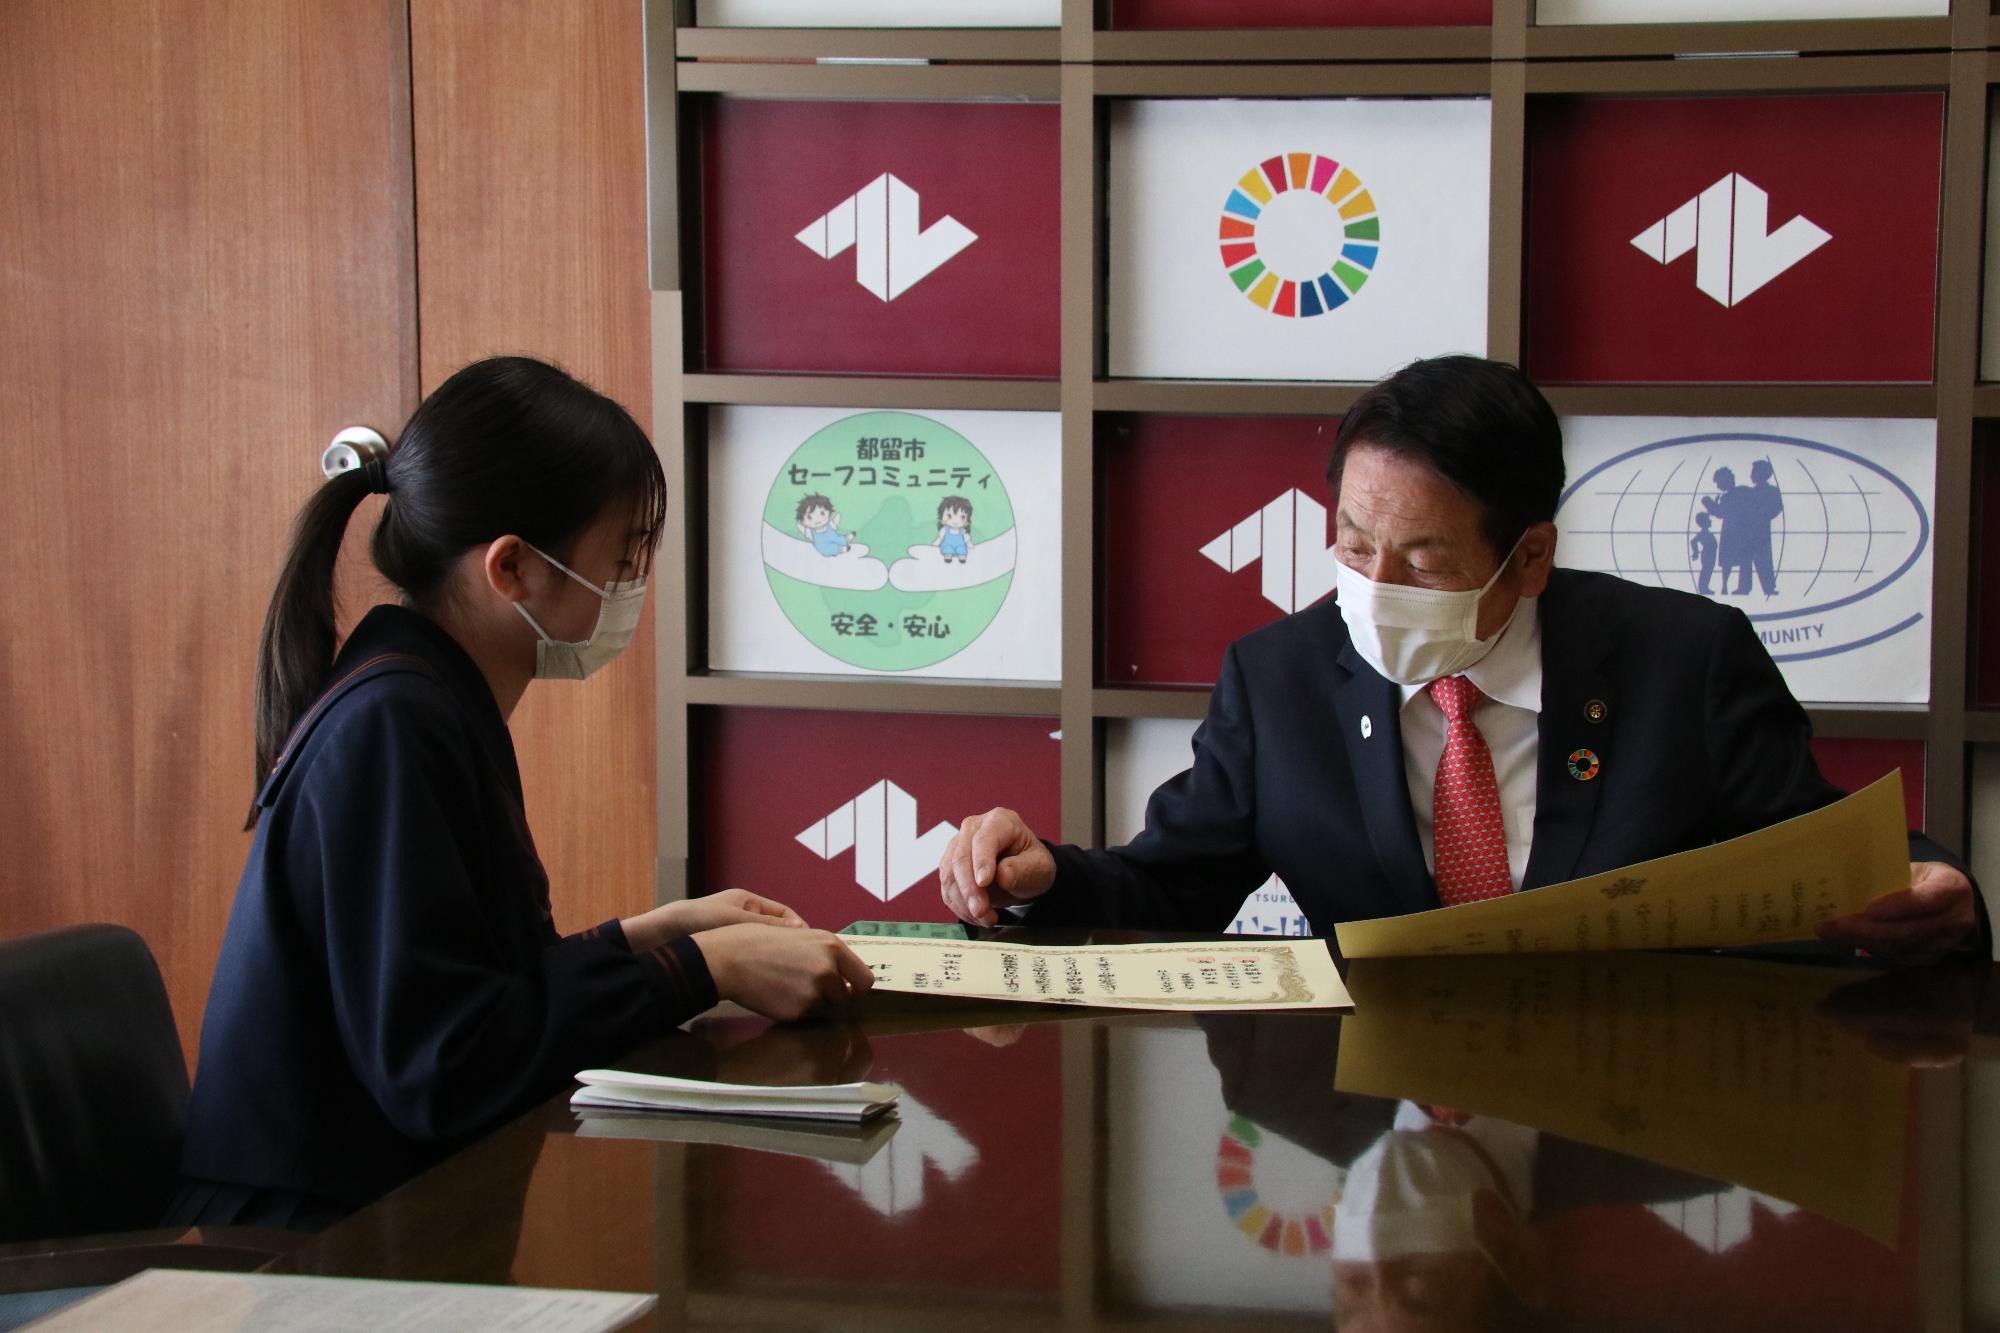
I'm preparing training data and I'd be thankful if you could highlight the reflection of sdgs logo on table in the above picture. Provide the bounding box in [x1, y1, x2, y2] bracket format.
[1556, 425, 1933, 700]
[1218, 152, 1380, 318]
[761, 411, 1016, 671]
[1216, 1115, 1336, 1257]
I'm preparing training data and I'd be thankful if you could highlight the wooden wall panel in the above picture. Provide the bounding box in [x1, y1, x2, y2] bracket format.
[408, 1, 658, 930]
[0, 0, 418, 1058]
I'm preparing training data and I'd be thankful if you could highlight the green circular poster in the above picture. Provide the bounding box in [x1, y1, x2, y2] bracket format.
[760, 411, 1017, 671]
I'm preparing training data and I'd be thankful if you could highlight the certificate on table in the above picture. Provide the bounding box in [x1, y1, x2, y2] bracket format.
[1332, 952, 1908, 1243]
[844, 936, 1352, 1010]
[1335, 773, 1908, 959]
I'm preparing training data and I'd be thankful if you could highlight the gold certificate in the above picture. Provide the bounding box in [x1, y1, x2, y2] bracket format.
[845, 936, 1352, 1011]
[1332, 952, 1909, 1242]
[1336, 773, 1908, 959]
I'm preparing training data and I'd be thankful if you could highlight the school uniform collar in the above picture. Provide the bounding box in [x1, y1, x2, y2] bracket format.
[336, 603, 509, 741]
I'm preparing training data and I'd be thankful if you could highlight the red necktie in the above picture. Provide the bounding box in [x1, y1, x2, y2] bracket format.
[1428, 675, 1513, 906]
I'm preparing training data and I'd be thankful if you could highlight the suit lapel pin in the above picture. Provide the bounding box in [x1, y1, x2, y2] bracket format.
[1360, 715, 1373, 740]
[1567, 748, 1601, 781]
[1585, 699, 1608, 724]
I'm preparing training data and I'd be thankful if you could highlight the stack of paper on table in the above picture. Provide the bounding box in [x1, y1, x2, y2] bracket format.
[573, 1107, 899, 1165]
[570, 1069, 900, 1122]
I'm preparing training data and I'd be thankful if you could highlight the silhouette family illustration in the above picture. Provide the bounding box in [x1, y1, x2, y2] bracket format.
[1692, 460, 1783, 597]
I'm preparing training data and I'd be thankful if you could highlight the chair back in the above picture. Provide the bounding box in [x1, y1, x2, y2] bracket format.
[0, 925, 190, 1242]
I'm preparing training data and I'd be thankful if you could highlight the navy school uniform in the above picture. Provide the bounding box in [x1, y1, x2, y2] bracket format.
[171, 605, 715, 1227]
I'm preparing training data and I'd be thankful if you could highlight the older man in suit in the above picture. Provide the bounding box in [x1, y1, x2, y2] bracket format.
[940, 356, 1982, 960]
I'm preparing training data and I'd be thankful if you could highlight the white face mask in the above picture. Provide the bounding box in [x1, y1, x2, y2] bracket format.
[1333, 1127, 1507, 1264]
[1334, 538, 1523, 687]
[512, 541, 647, 681]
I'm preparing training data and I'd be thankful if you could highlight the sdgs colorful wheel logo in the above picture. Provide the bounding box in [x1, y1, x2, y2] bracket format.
[1218, 152, 1380, 318]
[1556, 418, 1936, 704]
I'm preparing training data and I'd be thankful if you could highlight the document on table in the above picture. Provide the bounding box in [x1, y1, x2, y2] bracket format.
[1331, 952, 1908, 1243]
[1335, 773, 1908, 959]
[843, 936, 1352, 1010]
[570, 1069, 900, 1122]
[23, 1269, 653, 1332]
[573, 1108, 900, 1166]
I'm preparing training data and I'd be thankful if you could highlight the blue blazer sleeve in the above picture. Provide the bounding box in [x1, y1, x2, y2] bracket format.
[290, 690, 714, 1143]
[1029, 643, 1274, 931]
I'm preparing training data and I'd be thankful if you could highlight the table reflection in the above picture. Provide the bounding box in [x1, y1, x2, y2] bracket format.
[283, 949, 1993, 1330]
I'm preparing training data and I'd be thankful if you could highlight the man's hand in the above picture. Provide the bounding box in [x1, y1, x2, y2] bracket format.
[1815, 861, 1980, 961]
[621, 889, 806, 953]
[695, 925, 874, 1023]
[939, 807, 1057, 926]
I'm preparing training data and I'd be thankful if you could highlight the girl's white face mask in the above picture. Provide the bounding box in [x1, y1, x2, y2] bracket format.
[513, 542, 647, 681]
[1334, 538, 1523, 687]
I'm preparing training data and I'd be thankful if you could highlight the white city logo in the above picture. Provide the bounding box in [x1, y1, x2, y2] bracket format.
[796, 779, 956, 902]
[1629, 172, 1831, 309]
[1198, 487, 1340, 615]
[795, 173, 977, 302]
[820, 1089, 976, 1217]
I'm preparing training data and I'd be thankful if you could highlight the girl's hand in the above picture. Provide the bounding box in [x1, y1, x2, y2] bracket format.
[694, 925, 875, 1022]
[621, 889, 807, 952]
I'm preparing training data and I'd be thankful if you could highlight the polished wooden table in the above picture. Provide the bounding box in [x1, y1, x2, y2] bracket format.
[277, 938, 1999, 1331]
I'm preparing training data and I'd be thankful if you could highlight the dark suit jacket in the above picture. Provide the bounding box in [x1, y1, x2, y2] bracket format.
[1033, 569, 1979, 947]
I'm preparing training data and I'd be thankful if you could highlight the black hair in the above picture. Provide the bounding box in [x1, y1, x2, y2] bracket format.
[937, 496, 971, 523]
[250, 356, 664, 818]
[1325, 355, 1564, 560]
[796, 493, 835, 523]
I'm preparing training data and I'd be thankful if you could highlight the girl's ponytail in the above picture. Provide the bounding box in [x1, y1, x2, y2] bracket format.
[244, 356, 664, 826]
[248, 465, 375, 821]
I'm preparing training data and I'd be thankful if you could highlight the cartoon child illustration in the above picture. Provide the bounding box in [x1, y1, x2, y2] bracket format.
[796, 493, 853, 557]
[933, 496, 973, 564]
[1689, 512, 1718, 596]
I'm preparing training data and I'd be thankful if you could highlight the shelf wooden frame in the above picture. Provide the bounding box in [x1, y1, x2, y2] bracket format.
[676, 26, 1062, 62]
[647, 0, 1997, 891]
[646, 0, 2000, 1319]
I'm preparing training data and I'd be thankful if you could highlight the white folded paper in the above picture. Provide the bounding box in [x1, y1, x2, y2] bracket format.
[570, 1069, 901, 1122]
[573, 1108, 900, 1166]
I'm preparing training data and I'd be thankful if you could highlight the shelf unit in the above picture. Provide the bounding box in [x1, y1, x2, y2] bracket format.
[645, 0, 1999, 897]
[639, 2, 1995, 1323]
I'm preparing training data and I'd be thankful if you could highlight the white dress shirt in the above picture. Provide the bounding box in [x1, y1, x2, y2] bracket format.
[1396, 598, 1543, 889]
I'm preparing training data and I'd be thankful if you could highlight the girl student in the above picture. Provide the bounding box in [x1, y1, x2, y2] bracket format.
[171, 357, 871, 1228]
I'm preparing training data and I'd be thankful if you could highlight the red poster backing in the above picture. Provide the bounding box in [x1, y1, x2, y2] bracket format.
[1810, 737, 1925, 831]
[699, 707, 1062, 928]
[1110, 0, 1491, 25]
[1526, 94, 1942, 384]
[1101, 415, 1342, 687]
[699, 1025, 1064, 1297]
[700, 100, 1060, 378]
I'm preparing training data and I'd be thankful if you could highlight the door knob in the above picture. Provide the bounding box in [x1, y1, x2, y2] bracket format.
[321, 426, 389, 480]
